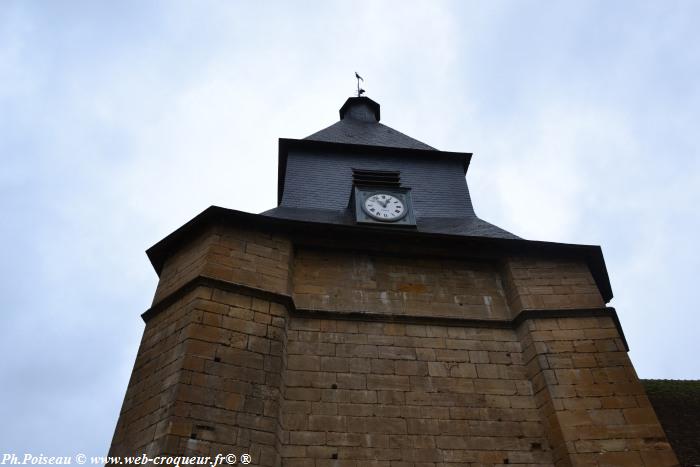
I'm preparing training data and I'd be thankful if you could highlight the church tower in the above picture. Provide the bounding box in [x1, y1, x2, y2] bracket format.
[110, 96, 679, 466]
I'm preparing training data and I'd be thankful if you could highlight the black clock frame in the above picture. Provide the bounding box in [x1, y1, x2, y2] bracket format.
[353, 186, 417, 227]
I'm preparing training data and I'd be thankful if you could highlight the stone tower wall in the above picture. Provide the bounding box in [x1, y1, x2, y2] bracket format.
[109, 224, 678, 467]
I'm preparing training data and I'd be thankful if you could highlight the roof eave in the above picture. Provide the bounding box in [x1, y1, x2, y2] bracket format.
[146, 206, 613, 303]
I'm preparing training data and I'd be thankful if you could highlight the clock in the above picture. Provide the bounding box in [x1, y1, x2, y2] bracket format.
[363, 193, 407, 221]
[353, 186, 416, 227]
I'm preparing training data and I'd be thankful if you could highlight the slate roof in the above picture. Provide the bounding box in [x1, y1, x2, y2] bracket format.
[265, 96, 519, 241]
[261, 206, 519, 240]
[305, 96, 435, 150]
[305, 117, 436, 150]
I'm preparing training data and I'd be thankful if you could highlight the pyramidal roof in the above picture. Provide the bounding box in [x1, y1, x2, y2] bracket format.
[263, 95, 520, 241]
[304, 97, 435, 150]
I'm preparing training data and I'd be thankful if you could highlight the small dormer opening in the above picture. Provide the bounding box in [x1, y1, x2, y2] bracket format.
[352, 168, 401, 187]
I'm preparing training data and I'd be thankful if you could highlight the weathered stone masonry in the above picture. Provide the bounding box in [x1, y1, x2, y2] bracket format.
[109, 219, 679, 467]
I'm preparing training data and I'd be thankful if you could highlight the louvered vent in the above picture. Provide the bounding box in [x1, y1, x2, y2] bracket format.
[352, 169, 401, 187]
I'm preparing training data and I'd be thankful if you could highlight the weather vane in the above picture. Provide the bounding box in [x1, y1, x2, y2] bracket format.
[355, 72, 365, 97]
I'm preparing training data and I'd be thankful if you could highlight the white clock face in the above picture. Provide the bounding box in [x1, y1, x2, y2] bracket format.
[363, 193, 406, 221]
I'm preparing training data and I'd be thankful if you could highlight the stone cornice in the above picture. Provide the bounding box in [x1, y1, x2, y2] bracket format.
[142, 275, 628, 351]
[145, 206, 614, 302]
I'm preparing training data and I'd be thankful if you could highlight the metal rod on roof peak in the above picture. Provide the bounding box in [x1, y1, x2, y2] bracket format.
[355, 72, 364, 97]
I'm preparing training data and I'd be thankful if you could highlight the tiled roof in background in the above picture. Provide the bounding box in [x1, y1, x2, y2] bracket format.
[643, 379, 700, 467]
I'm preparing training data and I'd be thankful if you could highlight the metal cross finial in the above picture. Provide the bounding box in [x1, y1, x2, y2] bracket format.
[355, 72, 365, 97]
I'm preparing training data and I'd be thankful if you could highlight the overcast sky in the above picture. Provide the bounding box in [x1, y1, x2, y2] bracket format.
[1, 0, 699, 458]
